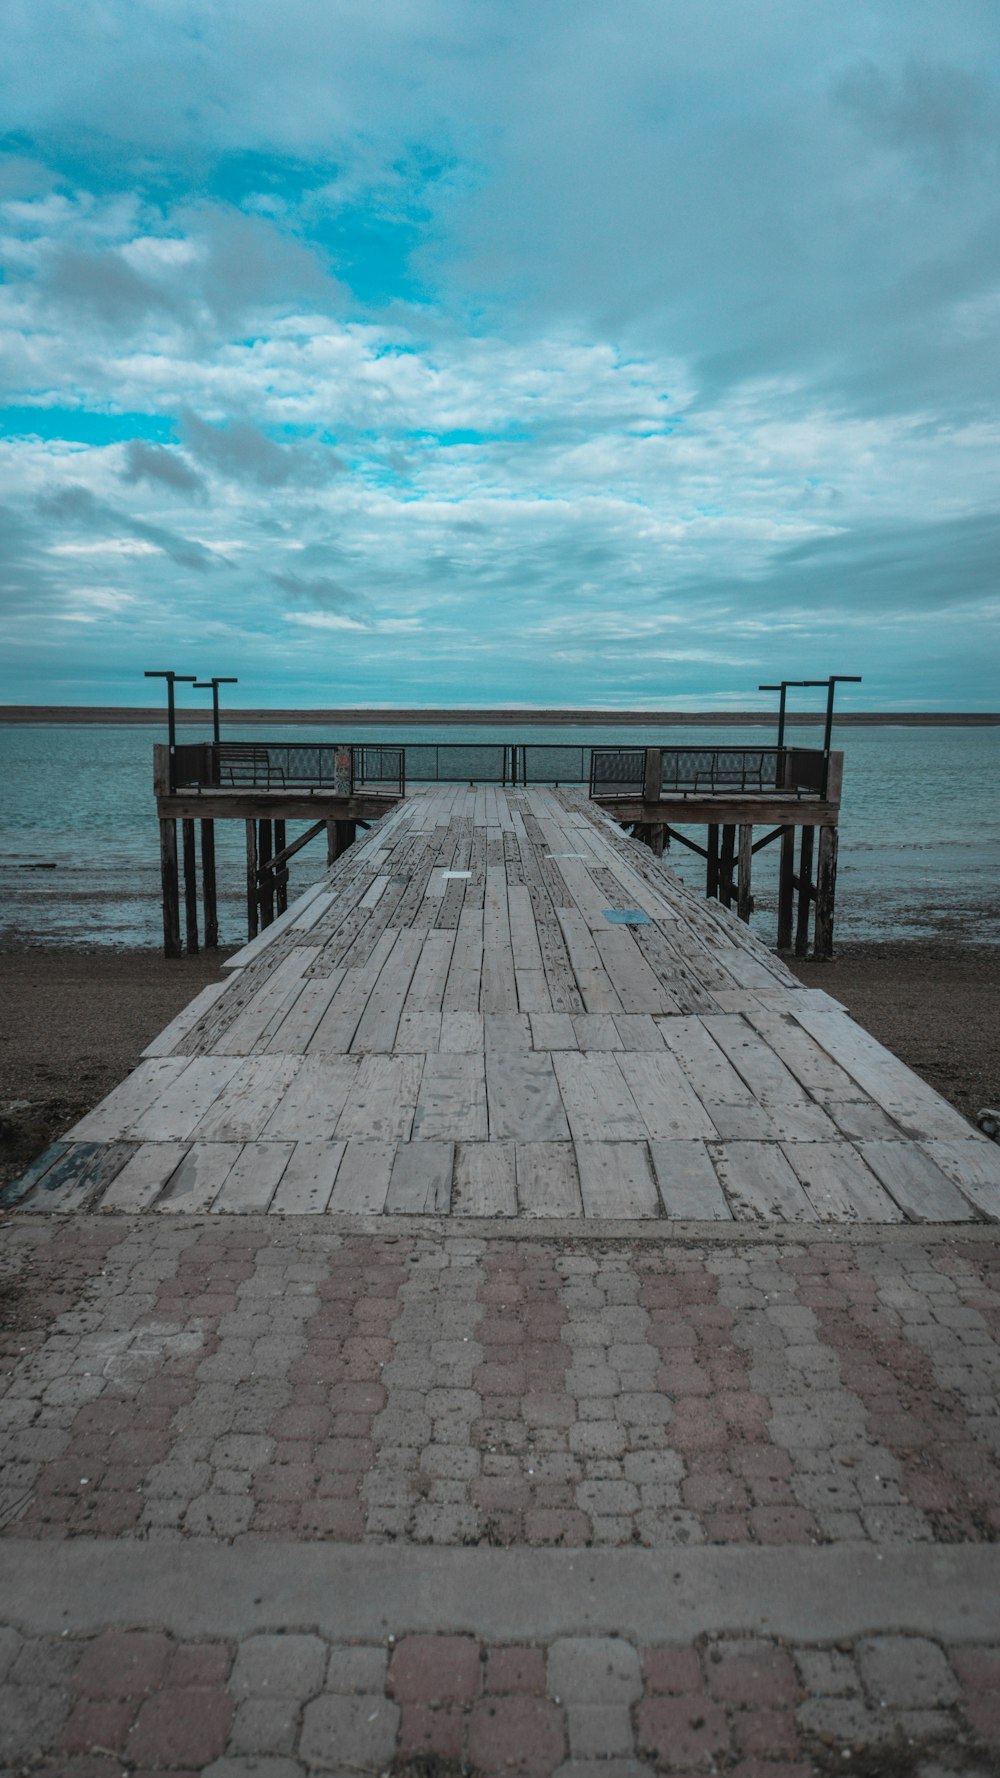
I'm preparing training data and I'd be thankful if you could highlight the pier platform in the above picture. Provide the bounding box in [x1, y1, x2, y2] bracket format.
[3, 791, 1000, 1774]
[7, 786, 1000, 1224]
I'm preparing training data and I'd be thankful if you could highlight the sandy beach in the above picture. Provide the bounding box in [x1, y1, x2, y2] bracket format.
[2, 936, 997, 1195]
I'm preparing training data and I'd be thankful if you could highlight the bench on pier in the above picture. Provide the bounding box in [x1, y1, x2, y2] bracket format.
[220, 744, 286, 789]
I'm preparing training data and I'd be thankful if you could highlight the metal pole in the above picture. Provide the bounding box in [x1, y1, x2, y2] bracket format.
[145, 670, 196, 794]
[802, 676, 862, 798]
[193, 676, 238, 746]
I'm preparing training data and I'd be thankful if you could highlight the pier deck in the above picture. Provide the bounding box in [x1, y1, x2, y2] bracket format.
[8, 787, 1000, 1223]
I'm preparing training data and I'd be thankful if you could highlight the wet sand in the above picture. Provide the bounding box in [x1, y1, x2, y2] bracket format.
[2, 938, 997, 1194]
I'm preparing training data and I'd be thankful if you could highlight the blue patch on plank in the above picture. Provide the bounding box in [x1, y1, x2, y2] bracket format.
[603, 908, 650, 925]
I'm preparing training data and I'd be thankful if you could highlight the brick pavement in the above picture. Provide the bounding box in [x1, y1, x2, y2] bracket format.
[2, 1618, 1000, 1775]
[3, 1213, 1000, 1773]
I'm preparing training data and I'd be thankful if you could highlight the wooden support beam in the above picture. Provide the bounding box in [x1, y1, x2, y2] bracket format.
[245, 820, 259, 941]
[795, 825, 815, 957]
[777, 826, 795, 950]
[642, 747, 662, 803]
[159, 818, 181, 958]
[274, 820, 287, 915]
[737, 823, 753, 923]
[334, 819, 356, 860]
[326, 819, 337, 867]
[201, 819, 218, 949]
[258, 820, 274, 927]
[182, 818, 199, 954]
[706, 823, 719, 898]
[815, 823, 839, 958]
[719, 825, 736, 908]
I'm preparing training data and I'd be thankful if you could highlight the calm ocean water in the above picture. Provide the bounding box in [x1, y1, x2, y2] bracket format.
[1, 722, 997, 949]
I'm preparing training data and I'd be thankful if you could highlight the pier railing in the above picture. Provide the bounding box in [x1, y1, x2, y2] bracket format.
[168, 740, 831, 798]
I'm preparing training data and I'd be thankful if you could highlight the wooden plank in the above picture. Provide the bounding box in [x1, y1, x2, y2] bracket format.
[529, 1013, 578, 1050]
[855, 1139, 977, 1223]
[440, 1010, 484, 1053]
[386, 1141, 454, 1213]
[131, 1056, 243, 1141]
[404, 929, 456, 1007]
[223, 880, 326, 968]
[394, 1009, 443, 1052]
[923, 1138, 1000, 1220]
[66, 1058, 192, 1141]
[745, 1009, 864, 1101]
[270, 1140, 346, 1212]
[573, 1014, 622, 1050]
[142, 981, 230, 1056]
[487, 1052, 570, 1141]
[101, 1141, 191, 1212]
[25, 1141, 136, 1213]
[484, 1012, 532, 1051]
[556, 908, 623, 1013]
[712, 1141, 818, 1222]
[328, 1140, 394, 1213]
[453, 1142, 517, 1215]
[704, 1099, 836, 1141]
[790, 1005, 977, 1139]
[617, 1051, 718, 1140]
[481, 868, 518, 1012]
[212, 1141, 293, 1213]
[826, 1100, 905, 1141]
[350, 930, 425, 1052]
[307, 930, 400, 1052]
[213, 950, 313, 1054]
[702, 1014, 814, 1107]
[648, 1140, 732, 1220]
[413, 1053, 488, 1140]
[552, 1052, 644, 1142]
[516, 1142, 582, 1216]
[613, 1015, 665, 1051]
[263, 972, 346, 1054]
[515, 968, 552, 1012]
[783, 1141, 903, 1223]
[658, 1016, 754, 1104]
[507, 883, 544, 972]
[262, 1057, 359, 1139]
[195, 1056, 302, 1141]
[576, 1141, 659, 1218]
[335, 1054, 424, 1142]
[157, 1142, 243, 1212]
[593, 926, 671, 1013]
[442, 905, 483, 1013]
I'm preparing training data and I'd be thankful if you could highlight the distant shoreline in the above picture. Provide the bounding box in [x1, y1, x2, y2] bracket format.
[2, 706, 999, 727]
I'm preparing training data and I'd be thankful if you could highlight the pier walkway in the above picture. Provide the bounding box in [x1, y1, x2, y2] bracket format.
[3, 790, 1000, 1777]
[9, 786, 1000, 1224]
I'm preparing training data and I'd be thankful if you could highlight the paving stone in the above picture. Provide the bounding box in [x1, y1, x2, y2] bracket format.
[547, 1637, 642, 1708]
[857, 1635, 960, 1708]
[389, 1634, 482, 1704]
[324, 1644, 388, 1693]
[567, 1701, 634, 1757]
[299, 1692, 399, 1766]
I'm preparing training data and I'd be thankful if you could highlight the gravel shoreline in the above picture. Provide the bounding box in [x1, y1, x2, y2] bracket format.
[1, 938, 997, 1194]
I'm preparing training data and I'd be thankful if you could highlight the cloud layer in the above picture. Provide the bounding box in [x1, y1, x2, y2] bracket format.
[1, 0, 998, 707]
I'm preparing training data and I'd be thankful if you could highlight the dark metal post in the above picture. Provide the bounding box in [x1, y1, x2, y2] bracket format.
[145, 670, 197, 794]
[193, 676, 238, 746]
[802, 675, 862, 798]
[759, 679, 812, 778]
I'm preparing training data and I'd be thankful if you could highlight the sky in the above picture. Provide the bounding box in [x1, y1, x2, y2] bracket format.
[1, 0, 999, 711]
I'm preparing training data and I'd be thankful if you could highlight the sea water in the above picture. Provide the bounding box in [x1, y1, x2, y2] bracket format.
[0, 721, 997, 949]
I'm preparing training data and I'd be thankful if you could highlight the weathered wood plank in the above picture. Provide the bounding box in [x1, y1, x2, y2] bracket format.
[335, 1055, 424, 1142]
[712, 1141, 817, 1222]
[648, 1140, 731, 1220]
[552, 1052, 645, 1142]
[270, 1140, 345, 1212]
[195, 1057, 302, 1141]
[454, 1142, 517, 1215]
[328, 1140, 394, 1213]
[142, 981, 230, 1057]
[386, 1141, 454, 1213]
[413, 1053, 488, 1141]
[101, 1141, 191, 1212]
[576, 1141, 659, 1218]
[617, 1051, 718, 1140]
[515, 1142, 582, 1216]
[131, 1057, 243, 1141]
[487, 1052, 571, 1141]
[66, 1058, 192, 1142]
[262, 1057, 359, 1140]
[855, 1138, 977, 1222]
[922, 1138, 1000, 1220]
[782, 1140, 902, 1223]
[157, 1142, 243, 1212]
[212, 1141, 293, 1213]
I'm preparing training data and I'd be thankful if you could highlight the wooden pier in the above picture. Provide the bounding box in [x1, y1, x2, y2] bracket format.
[8, 787, 1000, 1225]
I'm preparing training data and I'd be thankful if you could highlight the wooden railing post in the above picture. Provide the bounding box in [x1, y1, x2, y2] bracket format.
[159, 818, 181, 958]
[643, 747, 662, 804]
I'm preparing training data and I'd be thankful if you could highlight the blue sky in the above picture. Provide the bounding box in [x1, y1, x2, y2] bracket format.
[1, 0, 999, 709]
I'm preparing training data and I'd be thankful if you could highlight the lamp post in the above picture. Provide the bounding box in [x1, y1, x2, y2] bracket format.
[801, 675, 863, 796]
[144, 670, 197, 793]
[193, 676, 239, 746]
